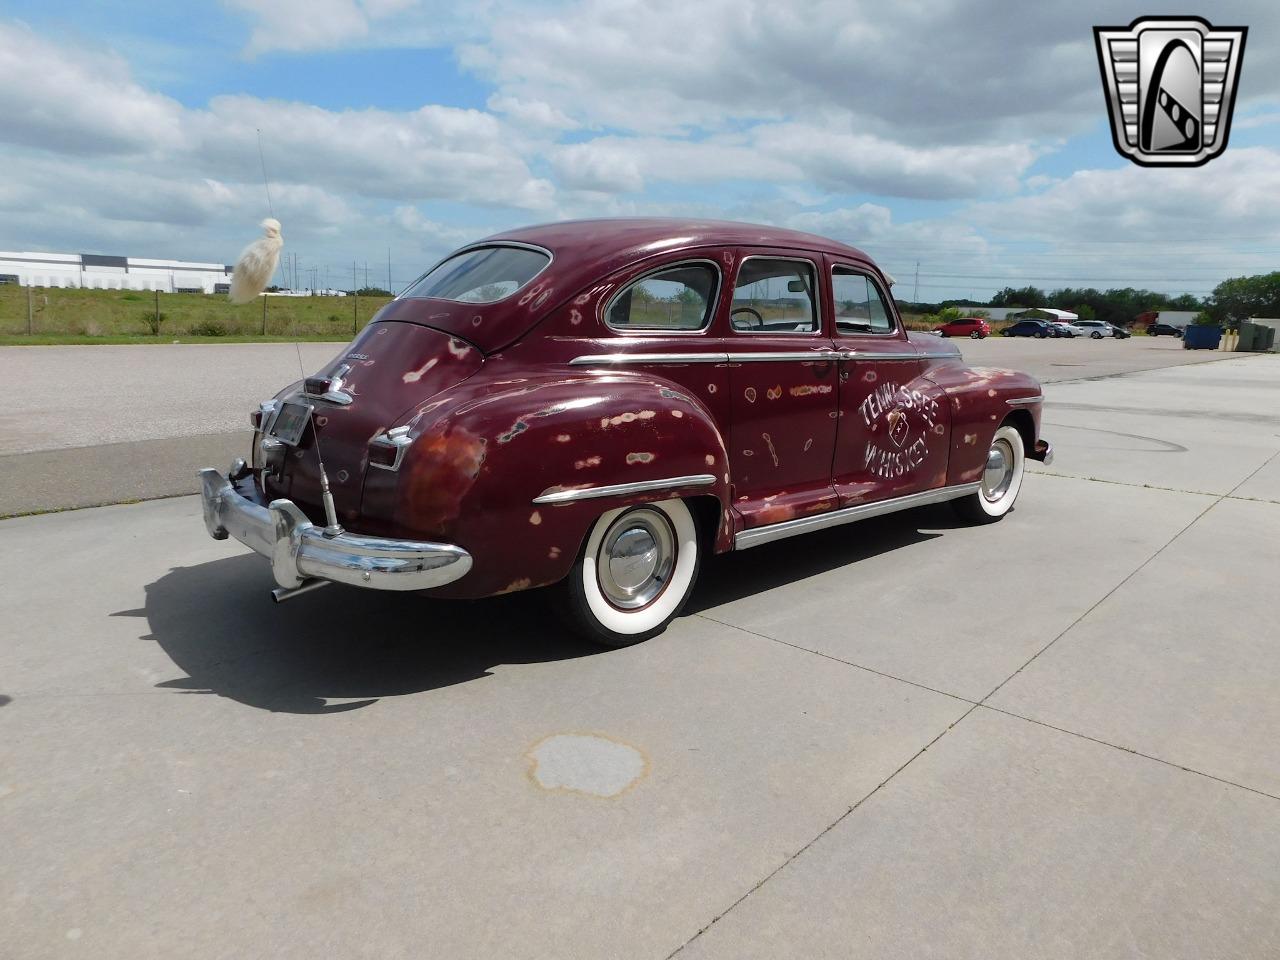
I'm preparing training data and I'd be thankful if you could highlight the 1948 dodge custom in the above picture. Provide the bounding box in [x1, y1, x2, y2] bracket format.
[200, 219, 1052, 645]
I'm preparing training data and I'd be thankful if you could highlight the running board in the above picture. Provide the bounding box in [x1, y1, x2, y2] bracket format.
[734, 483, 981, 550]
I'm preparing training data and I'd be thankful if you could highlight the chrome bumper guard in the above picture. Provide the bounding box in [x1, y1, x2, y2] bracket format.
[198, 468, 472, 592]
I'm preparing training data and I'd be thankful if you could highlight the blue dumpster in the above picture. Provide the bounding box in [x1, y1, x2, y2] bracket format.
[1182, 325, 1222, 350]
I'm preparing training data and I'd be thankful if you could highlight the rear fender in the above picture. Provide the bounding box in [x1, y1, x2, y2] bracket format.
[361, 367, 732, 599]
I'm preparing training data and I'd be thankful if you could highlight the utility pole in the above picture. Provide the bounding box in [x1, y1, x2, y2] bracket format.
[27, 283, 33, 335]
[353, 261, 359, 334]
[262, 291, 268, 336]
[912, 261, 920, 304]
[364, 261, 369, 291]
[387, 247, 392, 295]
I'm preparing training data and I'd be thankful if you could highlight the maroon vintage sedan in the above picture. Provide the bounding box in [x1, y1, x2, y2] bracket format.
[200, 219, 1052, 646]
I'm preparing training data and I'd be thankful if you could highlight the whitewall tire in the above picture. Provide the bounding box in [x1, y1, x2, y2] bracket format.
[560, 498, 702, 647]
[952, 424, 1025, 523]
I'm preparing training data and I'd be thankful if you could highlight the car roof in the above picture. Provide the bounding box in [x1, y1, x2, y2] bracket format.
[486, 217, 874, 266]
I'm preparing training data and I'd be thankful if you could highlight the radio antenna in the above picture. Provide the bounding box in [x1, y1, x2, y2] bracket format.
[295, 342, 341, 534]
[256, 128, 275, 219]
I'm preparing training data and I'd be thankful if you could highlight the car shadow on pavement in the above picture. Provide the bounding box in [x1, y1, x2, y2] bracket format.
[126, 554, 598, 715]
[127, 504, 964, 714]
[688, 503, 957, 613]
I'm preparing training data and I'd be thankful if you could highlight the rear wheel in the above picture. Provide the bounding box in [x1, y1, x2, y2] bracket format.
[559, 499, 701, 647]
[952, 425, 1025, 524]
[1091, 331, 1103, 339]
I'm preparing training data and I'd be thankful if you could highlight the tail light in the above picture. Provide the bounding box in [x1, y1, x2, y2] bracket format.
[303, 364, 353, 406]
[368, 425, 413, 471]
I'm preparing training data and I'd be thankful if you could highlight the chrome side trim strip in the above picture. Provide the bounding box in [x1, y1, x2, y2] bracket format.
[734, 482, 981, 550]
[725, 351, 839, 362]
[569, 352, 729, 366]
[1006, 396, 1044, 407]
[570, 349, 958, 365]
[841, 351, 921, 361]
[532, 474, 718, 505]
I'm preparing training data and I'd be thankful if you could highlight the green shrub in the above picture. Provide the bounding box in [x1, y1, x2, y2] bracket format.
[189, 319, 229, 336]
[143, 310, 167, 335]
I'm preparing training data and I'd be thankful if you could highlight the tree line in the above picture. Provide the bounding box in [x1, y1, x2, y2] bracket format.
[897, 272, 1280, 328]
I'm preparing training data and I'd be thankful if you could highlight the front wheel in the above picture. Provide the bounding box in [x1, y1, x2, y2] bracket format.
[970, 331, 981, 339]
[559, 499, 702, 647]
[951, 425, 1026, 524]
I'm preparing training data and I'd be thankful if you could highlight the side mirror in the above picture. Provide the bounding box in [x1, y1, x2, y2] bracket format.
[786, 279, 806, 293]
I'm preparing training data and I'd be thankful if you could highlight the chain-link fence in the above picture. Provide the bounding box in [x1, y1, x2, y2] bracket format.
[0, 285, 392, 338]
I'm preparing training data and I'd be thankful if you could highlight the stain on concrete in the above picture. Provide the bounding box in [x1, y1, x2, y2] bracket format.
[527, 733, 648, 798]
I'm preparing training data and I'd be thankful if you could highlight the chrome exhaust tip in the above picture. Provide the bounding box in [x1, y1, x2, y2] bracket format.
[271, 579, 331, 603]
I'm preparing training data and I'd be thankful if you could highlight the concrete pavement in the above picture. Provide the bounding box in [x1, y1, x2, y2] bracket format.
[1, 355, 1278, 958]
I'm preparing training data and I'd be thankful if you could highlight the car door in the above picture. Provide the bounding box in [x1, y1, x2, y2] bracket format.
[828, 259, 950, 505]
[725, 250, 840, 528]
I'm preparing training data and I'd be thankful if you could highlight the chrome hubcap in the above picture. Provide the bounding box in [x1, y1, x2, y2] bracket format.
[597, 508, 676, 610]
[982, 439, 1015, 501]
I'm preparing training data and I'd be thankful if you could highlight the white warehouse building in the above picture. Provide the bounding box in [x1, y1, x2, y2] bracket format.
[0, 251, 234, 294]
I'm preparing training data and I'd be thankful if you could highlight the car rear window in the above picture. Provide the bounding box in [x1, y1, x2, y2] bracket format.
[402, 245, 550, 304]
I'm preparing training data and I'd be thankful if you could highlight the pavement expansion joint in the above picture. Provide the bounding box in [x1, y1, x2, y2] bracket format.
[665, 700, 984, 958]
[693, 613, 976, 705]
[979, 705, 1280, 804]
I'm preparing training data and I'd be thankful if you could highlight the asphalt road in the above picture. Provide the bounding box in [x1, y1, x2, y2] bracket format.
[0, 336, 1246, 516]
[2, 353, 1278, 957]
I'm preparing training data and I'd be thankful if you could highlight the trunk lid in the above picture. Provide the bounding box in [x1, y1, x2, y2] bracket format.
[263, 321, 483, 524]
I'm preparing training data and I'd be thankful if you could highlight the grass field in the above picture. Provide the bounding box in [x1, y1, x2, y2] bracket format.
[0, 285, 953, 344]
[0, 285, 392, 340]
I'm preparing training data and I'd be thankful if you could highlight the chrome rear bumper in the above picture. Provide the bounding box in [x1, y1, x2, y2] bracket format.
[198, 467, 472, 593]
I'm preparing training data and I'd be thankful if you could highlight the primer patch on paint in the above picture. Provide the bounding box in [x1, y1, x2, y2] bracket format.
[527, 734, 647, 798]
[766, 385, 781, 401]
[529, 511, 542, 525]
[626, 452, 655, 464]
[403, 357, 438, 383]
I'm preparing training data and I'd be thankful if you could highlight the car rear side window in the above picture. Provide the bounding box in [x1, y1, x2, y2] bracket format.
[403, 245, 550, 304]
[605, 261, 719, 331]
[832, 267, 894, 335]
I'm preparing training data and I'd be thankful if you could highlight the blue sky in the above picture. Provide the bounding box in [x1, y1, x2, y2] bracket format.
[1, 1, 1277, 301]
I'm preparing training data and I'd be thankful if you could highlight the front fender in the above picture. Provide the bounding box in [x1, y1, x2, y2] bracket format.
[361, 366, 731, 599]
[923, 365, 1044, 486]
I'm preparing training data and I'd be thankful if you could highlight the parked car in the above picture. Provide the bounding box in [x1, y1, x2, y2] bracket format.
[199, 219, 1051, 646]
[1049, 321, 1086, 338]
[1003, 319, 1054, 338]
[1075, 319, 1122, 339]
[935, 316, 990, 339]
[1148, 322, 1184, 337]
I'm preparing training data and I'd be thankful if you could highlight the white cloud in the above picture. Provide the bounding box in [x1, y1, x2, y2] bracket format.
[0, 24, 185, 155]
